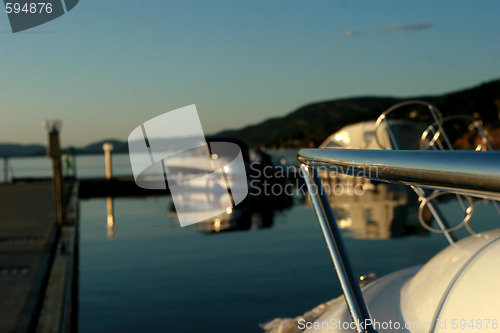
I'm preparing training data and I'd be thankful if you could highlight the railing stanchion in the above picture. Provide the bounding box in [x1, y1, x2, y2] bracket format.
[300, 164, 377, 333]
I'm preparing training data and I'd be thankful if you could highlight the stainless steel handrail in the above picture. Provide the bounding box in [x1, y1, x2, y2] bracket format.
[374, 101, 460, 243]
[298, 148, 500, 333]
[374, 100, 447, 150]
[300, 164, 377, 333]
[298, 149, 500, 201]
[420, 115, 500, 218]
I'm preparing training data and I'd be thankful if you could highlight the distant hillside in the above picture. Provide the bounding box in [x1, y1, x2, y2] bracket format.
[0, 143, 46, 157]
[0, 140, 130, 157]
[216, 97, 406, 148]
[216, 79, 500, 148]
[1, 78, 499, 156]
[74, 139, 129, 154]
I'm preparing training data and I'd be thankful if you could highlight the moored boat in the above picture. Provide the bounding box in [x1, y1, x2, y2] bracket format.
[263, 101, 500, 333]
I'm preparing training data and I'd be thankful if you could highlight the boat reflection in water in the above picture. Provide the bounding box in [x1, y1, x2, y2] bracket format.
[167, 147, 293, 234]
[193, 200, 276, 233]
[315, 181, 427, 239]
[190, 179, 428, 238]
[186, 148, 428, 237]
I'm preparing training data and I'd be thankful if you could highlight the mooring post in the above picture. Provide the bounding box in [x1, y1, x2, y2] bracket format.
[45, 120, 65, 227]
[103, 143, 115, 238]
[103, 143, 114, 180]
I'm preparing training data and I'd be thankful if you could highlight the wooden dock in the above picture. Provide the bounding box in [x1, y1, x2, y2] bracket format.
[78, 176, 170, 198]
[0, 181, 78, 333]
[14, 176, 169, 199]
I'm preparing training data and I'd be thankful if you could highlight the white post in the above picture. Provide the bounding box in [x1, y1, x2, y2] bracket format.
[102, 143, 114, 180]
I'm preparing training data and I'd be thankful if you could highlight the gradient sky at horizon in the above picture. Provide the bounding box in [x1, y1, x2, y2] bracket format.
[1, 0, 499, 146]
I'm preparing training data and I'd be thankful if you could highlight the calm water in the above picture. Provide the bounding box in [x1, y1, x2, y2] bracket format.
[4, 154, 500, 332]
[77, 196, 499, 333]
[2, 153, 133, 181]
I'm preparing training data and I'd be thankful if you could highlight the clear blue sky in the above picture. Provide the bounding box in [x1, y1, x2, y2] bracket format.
[1, 0, 499, 146]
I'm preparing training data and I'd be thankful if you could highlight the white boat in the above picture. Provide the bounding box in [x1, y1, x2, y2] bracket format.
[294, 150, 500, 333]
[319, 120, 428, 150]
[315, 117, 432, 239]
[263, 101, 500, 333]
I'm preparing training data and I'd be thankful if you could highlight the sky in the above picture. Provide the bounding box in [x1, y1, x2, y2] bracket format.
[0, 0, 499, 147]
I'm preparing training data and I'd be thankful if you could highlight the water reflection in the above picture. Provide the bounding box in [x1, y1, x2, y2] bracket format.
[167, 196, 277, 234]
[184, 179, 427, 238]
[306, 180, 428, 239]
[99, 143, 427, 239]
[104, 178, 426, 239]
[175, 148, 292, 234]
[106, 196, 115, 238]
[194, 205, 275, 233]
[179, 177, 427, 239]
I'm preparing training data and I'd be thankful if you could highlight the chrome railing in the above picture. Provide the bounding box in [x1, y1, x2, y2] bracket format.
[299, 149, 500, 201]
[300, 164, 376, 333]
[298, 148, 500, 333]
[374, 101, 500, 243]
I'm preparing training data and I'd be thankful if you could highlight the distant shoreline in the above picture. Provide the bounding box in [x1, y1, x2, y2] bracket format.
[2, 78, 499, 156]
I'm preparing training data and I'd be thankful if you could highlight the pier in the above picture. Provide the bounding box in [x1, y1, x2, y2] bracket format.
[78, 176, 170, 198]
[0, 180, 79, 332]
[0, 172, 165, 332]
[0, 141, 167, 332]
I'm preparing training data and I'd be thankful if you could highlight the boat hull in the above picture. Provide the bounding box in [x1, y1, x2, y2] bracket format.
[305, 229, 500, 333]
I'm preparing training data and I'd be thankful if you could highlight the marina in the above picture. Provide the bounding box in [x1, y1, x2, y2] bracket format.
[1, 97, 500, 332]
[1, 145, 499, 331]
[1, 2, 499, 330]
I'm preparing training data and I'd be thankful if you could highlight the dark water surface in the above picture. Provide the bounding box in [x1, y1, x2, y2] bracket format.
[78, 195, 499, 333]
[6, 155, 498, 332]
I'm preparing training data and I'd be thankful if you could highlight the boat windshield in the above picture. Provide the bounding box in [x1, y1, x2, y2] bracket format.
[388, 122, 428, 150]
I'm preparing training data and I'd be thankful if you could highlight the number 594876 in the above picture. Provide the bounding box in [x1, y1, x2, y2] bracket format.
[5, 2, 53, 14]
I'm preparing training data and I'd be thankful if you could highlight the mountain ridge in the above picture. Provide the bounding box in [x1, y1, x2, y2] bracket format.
[2, 78, 499, 156]
[215, 79, 500, 147]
